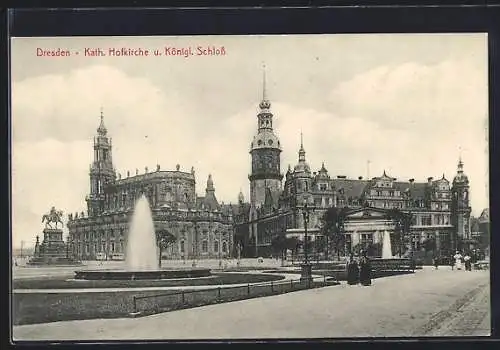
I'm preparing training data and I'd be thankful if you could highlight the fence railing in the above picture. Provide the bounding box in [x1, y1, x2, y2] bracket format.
[131, 275, 334, 316]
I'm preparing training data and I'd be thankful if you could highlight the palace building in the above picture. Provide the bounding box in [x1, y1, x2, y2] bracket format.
[234, 75, 472, 259]
[67, 73, 472, 261]
[67, 113, 234, 261]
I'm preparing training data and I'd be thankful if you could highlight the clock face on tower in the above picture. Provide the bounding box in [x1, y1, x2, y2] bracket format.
[252, 149, 280, 174]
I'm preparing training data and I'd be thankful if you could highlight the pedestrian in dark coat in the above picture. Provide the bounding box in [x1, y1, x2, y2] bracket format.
[359, 251, 372, 286]
[433, 256, 439, 270]
[464, 254, 472, 271]
[346, 253, 359, 285]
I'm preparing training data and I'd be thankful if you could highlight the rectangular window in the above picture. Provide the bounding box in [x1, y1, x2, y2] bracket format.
[202, 240, 208, 253]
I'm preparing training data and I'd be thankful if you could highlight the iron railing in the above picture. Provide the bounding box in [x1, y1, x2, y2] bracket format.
[131, 275, 333, 316]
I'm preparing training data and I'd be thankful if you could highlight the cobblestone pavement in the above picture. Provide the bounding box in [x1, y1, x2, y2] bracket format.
[13, 267, 490, 341]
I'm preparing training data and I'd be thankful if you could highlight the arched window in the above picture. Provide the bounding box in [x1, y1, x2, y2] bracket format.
[202, 240, 208, 253]
[180, 240, 185, 253]
[214, 240, 219, 253]
[222, 241, 227, 253]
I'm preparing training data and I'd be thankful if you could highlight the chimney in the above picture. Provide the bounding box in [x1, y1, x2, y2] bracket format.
[427, 177, 433, 184]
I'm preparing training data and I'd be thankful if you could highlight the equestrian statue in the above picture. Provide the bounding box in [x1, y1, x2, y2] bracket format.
[42, 206, 64, 229]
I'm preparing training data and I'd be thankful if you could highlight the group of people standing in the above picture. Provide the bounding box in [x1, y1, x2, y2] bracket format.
[432, 250, 474, 271]
[345, 251, 372, 286]
[451, 251, 473, 271]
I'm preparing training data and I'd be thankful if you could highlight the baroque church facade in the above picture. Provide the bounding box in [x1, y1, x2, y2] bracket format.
[67, 113, 234, 261]
[234, 78, 472, 259]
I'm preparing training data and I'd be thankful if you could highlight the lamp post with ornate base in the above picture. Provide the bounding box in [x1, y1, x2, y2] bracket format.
[300, 200, 314, 286]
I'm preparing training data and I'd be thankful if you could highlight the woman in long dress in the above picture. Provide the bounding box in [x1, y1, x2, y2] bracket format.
[453, 251, 463, 270]
[346, 253, 359, 285]
[359, 250, 372, 286]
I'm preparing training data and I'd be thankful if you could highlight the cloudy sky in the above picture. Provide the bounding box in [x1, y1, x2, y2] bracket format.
[11, 34, 488, 249]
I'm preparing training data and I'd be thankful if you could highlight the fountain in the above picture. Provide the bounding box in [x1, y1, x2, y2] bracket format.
[126, 195, 159, 271]
[382, 230, 394, 259]
[74, 195, 211, 280]
[369, 230, 413, 274]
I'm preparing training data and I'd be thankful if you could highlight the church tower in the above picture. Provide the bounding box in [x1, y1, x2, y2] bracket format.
[86, 110, 116, 216]
[248, 66, 283, 209]
[248, 66, 283, 256]
[451, 157, 471, 252]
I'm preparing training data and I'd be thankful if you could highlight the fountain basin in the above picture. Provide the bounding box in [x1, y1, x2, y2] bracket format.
[74, 268, 212, 280]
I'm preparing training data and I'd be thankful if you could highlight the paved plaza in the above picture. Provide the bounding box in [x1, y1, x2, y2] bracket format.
[12, 266, 490, 340]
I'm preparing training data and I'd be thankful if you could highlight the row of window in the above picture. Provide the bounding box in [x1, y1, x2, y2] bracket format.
[76, 240, 230, 255]
[370, 189, 401, 197]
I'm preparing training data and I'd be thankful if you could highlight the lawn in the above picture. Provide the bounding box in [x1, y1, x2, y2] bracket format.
[13, 279, 339, 325]
[13, 272, 284, 289]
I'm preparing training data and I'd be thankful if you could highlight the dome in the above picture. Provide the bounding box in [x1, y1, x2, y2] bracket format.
[259, 99, 271, 110]
[250, 130, 281, 151]
[453, 172, 469, 184]
[453, 159, 469, 185]
[294, 162, 311, 174]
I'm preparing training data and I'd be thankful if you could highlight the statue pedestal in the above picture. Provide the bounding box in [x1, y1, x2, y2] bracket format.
[28, 228, 81, 266]
[43, 228, 64, 243]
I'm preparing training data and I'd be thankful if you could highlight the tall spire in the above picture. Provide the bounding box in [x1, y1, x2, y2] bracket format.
[457, 156, 464, 173]
[97, 107, 107, 136]
[298, 132, 306, 162]
[262, 62, 267, 101]
[259, 63, 271, 111]
[206, 174, 215, 192]
[458, 146, 465, 168]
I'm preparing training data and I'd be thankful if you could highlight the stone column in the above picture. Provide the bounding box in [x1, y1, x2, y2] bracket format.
[352, 231, 360, 247]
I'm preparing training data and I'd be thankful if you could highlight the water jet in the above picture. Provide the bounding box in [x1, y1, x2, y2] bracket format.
[74, 195, 211, 280]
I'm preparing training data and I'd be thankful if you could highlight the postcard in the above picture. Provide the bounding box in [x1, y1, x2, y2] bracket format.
[10, 33, 490, 341]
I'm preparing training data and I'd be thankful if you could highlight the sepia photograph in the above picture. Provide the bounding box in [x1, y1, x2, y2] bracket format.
[10, 33, 490, 340]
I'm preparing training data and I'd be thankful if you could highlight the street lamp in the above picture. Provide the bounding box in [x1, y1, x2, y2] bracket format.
[218, 228, 222, 265]
[301, 199, 314, 284]
[188, 204, 198, 267]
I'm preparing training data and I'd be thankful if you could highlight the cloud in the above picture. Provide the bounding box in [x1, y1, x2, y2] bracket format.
[11, 58, 489, 249]
[329, 60, 487, 133]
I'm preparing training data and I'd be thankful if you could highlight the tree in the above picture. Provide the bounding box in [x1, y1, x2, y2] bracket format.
[386, 209, 413, 257]
[422, 237, 436, 253]
[321, 207, 348, 261]
[156, 230, 177, 268]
